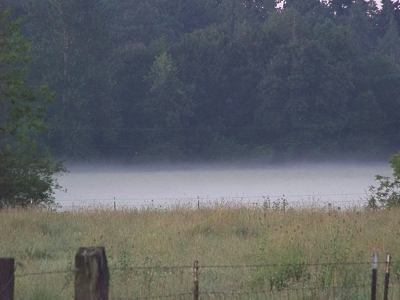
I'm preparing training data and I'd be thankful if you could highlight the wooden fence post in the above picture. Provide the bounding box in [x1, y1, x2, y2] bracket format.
[383, 253, 391, 300]
[371, 253, 378, 300]
[74, 247, 109, 300]
[193, 260, 199, 300]
[0, 258, 14, 300]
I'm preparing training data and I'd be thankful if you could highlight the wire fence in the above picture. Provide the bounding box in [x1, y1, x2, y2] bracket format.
[55, 193, 372, 211]
[8, 258, 400, 300]
[107, 260, 400, 300]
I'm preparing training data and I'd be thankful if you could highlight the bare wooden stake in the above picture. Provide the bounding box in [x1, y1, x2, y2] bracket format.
[74, 247, 109, 300]
[193, 260, 199, 300]
[383, 253, 391, 300]
[371, 253, 378, 300]
[0, 258, 14, 300]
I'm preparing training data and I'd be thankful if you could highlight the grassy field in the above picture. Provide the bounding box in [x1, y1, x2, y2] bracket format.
[1, 203, 400, 299]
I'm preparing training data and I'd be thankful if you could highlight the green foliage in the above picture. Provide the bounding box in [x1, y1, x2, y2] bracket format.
[140, 52, 195, 159]
[253, 243, 309, 291]
[22, 0, 121, 158]
[0, 10, 66, 208]
[3, 0, 400, 162]
[390, 151, 400, 178]
[367, 151, 400, 209]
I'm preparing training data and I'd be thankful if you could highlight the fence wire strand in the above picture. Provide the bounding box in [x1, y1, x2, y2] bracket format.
[9, 259, 400, 299]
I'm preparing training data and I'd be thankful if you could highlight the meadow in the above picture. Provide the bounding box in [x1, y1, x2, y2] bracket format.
[1, 202, 400, 299]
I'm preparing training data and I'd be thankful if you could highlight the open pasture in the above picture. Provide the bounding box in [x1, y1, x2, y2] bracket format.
[1, 204, 400, 299]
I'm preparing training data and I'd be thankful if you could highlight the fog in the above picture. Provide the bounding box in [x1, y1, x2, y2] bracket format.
[54, 162, 392, 210]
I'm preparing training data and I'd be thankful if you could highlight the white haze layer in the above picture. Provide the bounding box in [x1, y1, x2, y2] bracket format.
[54, 162, 392, 209]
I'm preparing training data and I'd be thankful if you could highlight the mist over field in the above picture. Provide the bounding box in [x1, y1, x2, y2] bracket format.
[55, 161, 392, 209]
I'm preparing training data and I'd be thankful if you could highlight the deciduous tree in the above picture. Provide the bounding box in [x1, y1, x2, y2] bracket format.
[0, 10, 66, 208]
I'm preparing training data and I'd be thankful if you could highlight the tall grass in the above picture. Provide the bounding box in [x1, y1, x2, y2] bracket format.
[1, 203, 400, 299]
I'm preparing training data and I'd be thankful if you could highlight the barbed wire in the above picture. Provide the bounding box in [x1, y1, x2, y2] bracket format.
[15, 269, 73, 278]
[110, 260, 394, 271]
[108, 282, 398, 300]
[11, 260, 399, 300]
[56, 192, 369, 202]
[55, 195, 371, 211]
[12, 259, 394, 278]
[110, 292, 193, 300]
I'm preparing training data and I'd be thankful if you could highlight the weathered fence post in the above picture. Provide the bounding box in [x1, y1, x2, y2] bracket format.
[0, 258, 14, 300]
[371, 253, 378, 300]
[193, 260, 199, 300]
[74, 247, 109, 300]
[383, 253, 391, 300]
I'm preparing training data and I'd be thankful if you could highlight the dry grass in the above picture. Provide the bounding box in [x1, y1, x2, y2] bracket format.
[1, 204, 400, 299]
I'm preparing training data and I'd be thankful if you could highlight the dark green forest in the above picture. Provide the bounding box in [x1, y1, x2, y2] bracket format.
[4, 0, 400, 163]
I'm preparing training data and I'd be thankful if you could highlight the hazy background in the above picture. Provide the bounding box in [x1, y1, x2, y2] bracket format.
[55, 162, 392, 209]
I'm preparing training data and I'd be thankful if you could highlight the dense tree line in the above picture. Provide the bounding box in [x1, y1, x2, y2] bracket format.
[3, 0, 400, 162]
